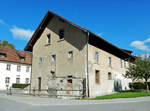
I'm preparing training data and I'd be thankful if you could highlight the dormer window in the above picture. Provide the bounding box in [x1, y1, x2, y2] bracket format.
[59, 29, 64, 39]
[47, 34, 51, 44]
[0, 53, 6, 58]
[20, 56, 25, 61]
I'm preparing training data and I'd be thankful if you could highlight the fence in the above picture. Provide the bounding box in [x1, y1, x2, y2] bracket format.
[6, 77, 86, 98]
[6, 87, 85, 98]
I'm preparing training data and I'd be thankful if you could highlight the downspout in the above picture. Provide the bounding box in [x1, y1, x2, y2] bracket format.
[86, 31, 90, 97]
[29, 54, 33, 94]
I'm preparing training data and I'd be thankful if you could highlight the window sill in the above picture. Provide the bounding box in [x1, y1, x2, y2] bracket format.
[57, 39, 64, 42]
[45, 43, 51, 46]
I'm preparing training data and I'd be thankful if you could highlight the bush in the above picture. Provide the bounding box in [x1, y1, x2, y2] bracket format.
[12, 83, 30, 89]
[129, 82, 150, 90]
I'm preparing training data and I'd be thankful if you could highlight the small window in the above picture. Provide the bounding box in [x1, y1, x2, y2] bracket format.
[108, 72, 112, 80]
[68, 51, 73, 58]
[59, 29, 64, 39]
[68, 75, 72, 78]
[0, 53, 6, 58]
[16, 75, 20, 84]
[5, 77, 10, 83]
[94, 51, 99, 64]
[6, 64, 11, 71]
[124, 60, 126, 68]
[108, 57, 112, 67]
[26, 66, 30, 72]
[95, 70, 100, 84]
[17, 66, 21, 72]
[52, 54, 56, 62]
[20, 57, 25, 61]
[39, 57, 43, 64]
[120, 59, 123, 68]
[51, 71, 55, 78]
[25, 78, 29, 84]
[67, 79, 72, 87]
[47, 34, 51, 44]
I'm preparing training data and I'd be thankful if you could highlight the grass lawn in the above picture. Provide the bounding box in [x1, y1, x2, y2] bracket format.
[90, 90, 150, 100]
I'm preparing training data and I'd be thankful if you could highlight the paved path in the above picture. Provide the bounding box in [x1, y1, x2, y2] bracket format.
[0, 94, 150, 111]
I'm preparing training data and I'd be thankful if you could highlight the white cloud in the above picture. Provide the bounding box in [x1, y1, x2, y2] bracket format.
[136, 54, 150, 59]
[131, 37, 150, 51]
[10, 26, 34, 40]
[144, 37, 150, 43]
[0, 19, 9, 28]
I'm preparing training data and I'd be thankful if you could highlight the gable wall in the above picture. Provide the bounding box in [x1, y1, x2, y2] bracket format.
[31, 16, 87, 90]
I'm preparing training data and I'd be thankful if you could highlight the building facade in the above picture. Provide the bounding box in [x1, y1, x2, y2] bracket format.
[0, 47, 31, 90]
[25, 10, 135, 97]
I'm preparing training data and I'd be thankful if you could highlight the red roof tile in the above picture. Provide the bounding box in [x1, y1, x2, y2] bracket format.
[0, 47, 32, 65]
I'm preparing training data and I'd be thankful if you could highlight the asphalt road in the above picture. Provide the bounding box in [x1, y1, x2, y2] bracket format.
[0, 94, 150, 111]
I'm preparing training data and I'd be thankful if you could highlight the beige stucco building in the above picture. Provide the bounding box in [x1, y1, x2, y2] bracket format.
[25, 10, 135, 98]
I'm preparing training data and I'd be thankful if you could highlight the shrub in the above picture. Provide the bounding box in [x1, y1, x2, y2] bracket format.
[129, 82, 150, 90]
[12, 83, 30, 89]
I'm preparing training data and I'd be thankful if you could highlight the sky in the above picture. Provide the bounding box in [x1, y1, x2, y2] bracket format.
[0, 0, 150, 55]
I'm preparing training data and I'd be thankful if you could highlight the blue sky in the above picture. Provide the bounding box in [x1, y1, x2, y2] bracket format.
[0, 0, 150, 55]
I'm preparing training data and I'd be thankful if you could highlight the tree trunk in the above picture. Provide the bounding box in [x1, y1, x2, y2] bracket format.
[145, 81, 149, 93]
[131, 79, 134, 91]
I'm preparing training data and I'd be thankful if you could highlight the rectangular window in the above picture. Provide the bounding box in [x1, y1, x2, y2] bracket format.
[20, 57, 25, 61]
[26, 66, 30, 72]
[68, 51, 73, 58]
[17, 66, 21, 72]
[52, 54, 56, 62]
[124, 60, 126, 68]
[38, 77, 41, 91]
[0, 53, 6, 58]
[67, 79, 72, 87]
[108, 57, 112, 67]
[25, 78, 29, 84]
[16, 75, 20, 84]
[51, 71, 55, 78]
[5, 77, 10, 83]
[94, 51, 99, 64]
[6, 64, 11, 71]
[95, 70, 100, 84]
[120, 59, 123, 68]
[47, 34, 51, 44]
[39, 57, 43, 64]
[59, 29, 64, 39]
[108, 72, 112, 80]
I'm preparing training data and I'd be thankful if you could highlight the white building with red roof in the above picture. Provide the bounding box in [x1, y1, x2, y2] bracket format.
[0, 47, 32, 90]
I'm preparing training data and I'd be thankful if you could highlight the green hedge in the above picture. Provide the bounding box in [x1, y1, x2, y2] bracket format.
[12, 83, 30, 89]
[129, 82, 150, 90]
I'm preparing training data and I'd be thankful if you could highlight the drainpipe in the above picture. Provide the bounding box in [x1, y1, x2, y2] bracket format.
[29, 54, 33, 94]
[86, 31, 90, 97]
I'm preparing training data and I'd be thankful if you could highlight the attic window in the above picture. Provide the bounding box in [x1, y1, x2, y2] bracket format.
[47, 34, 51, 44]
[59, 29, 64, 39]
[20, 56, 25, 61]
[0, 53, 6, 58]
[68, 51, 73, 58]
[59, 18, 65, 23]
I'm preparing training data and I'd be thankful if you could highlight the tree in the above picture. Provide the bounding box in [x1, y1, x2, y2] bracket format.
[0, 40, 15, 49]
[125, 63, 138, 90]
[125, 55, 150, 92]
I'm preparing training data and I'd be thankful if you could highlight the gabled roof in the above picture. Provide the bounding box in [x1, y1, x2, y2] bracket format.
[0, 47, 32, 65]
[24, 10, 135, 61]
